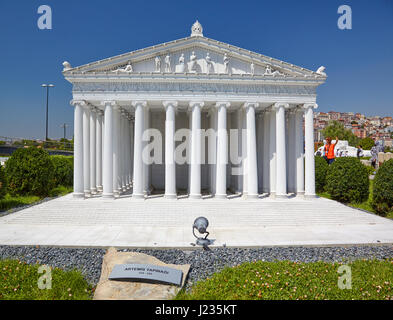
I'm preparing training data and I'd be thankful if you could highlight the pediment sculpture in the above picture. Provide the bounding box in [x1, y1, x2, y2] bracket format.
[250, 62, 255, 76]
[155, 56, 161, 72]
[205, 53, 213, 74]
[113, 61, 133, 73]
[223, 53, 230, 74]
[264, 64, 283, 77]
[189, 51, 197, 72]
[178, 54, 186, 72]
[165, 55, 171, 72]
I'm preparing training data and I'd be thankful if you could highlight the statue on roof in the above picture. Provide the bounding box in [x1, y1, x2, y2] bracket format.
[191, 20, 203, 37]
[250, 62, 255, 76]
[62, 61, 72, 72]
[223, 53, 230, 74]
[113, 61, 133, 73]
[316, 66, 326, 76]
[189, 51, 197, 72]
[155, 56, 161, 72]
[205, 53, 213, 74]
[263, 64, 283, 77]
[165, 55, 171, 72]
[178, 53, 186, 72]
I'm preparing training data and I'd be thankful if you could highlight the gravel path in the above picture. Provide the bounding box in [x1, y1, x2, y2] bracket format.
[1, 245, 392, 289]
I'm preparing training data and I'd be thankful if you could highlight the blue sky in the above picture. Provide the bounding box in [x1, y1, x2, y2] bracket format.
[0, 0, 392, 140]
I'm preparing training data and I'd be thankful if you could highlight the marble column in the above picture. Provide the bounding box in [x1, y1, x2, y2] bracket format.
[245, 102, 259, 198]
[132, 101, 146, 199]
[120, 111, 126, 192]
[304, 103, 317, 198]
[71, 100, 85, 198]
[96, 110, 103, 192]
[113, 106, 121, 197]
[295, 107, 305, 195]
[130, 119, 134, 187]
[241, 108, 248, 196]
[262, 110, 270, 193]
[125, 116, 131, 189]
[236, 109, 243, 193]
[143, 106, 150, 195]
[82, 104, 91, 197]
[163, 101, 178, 199]
[89, 107, 97, 194]
[287, 109, 296, 194]
[208, 108, 216, 195]
[275, 103, 288, 197]
[102, 101, 115, 198]
[189, 101, 204, 199]
[269, 109, 276, 196]
[215, 102, 230, 199]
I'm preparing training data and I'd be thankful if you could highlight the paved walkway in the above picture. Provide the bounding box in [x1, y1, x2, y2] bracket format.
[0, 193, 392, 248]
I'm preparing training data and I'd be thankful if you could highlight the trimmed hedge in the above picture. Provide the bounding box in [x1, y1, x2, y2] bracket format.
[50, 155, 73, 187]
[372, 159, 393, 215]
[5, 147, 54, 197]
[0, 165, 7, 200]
[315, 156, 329, 193]
[325, 157, 369, 203]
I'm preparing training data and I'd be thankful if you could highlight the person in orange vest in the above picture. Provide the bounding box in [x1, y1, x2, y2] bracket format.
[324, 136, 339, 164]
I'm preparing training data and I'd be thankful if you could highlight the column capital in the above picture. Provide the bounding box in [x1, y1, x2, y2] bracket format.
[272, 102, 289, 110]
[286, 107, 298, 115]
[302, 103, 318, 110]
[88, 104, 98, 112]
[243, 102, 259, 110]
[189, 101, 204, 111]
[131, 100, 147, 108]
[215, 101, 230, 109]
[163, 101, 178, 109]
[100, 100, 117, 107]
[70, 100, 87, 107]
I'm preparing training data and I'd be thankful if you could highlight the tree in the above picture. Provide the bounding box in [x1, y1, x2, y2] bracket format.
[360, 137, 374, 150]
[321, 120, 359, 146]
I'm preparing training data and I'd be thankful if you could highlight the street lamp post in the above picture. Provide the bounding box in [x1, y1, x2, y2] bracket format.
[42, 84, 55, 141]
[61, 123, 68, 148]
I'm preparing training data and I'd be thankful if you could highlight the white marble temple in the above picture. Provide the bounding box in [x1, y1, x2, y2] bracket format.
[64, 21, 327, 200]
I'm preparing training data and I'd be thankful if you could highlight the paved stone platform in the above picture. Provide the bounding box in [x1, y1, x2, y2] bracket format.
[0, 193, 392, 248]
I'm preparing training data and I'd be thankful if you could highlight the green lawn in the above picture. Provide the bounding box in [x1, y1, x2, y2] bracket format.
[0, 194, 40, 212]
[0, 259, 93, 300]
[176, 259, 393, 300]
[0, 186, 72, 213]
[318, 179, 393, 219]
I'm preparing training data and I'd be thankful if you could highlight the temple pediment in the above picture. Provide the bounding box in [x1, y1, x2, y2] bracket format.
[63, 22, 326, 81]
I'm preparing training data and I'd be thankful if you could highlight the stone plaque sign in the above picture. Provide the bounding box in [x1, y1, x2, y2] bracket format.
[93, 248, 190, 300]
[109, 263, 183, 286]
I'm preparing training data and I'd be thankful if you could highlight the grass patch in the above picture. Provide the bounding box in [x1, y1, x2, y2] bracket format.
[176, 259, 393, 300]
[0, 186, 73, 212]
[318, 180, 393, 219]
[0, 194, 40, 212]
[48, 185, 73, 197]
[0, 259, 93, 300]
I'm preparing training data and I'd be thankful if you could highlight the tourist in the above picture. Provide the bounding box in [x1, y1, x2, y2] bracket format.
[324, 136, 339, 164]
[357, 145, 364, 158]
[371, 143, 378, 169]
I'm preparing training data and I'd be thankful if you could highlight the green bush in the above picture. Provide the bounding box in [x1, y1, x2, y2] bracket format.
[315, 156, 329, 193]
[360, 137, 375, 151]
[365, 165, 375, 176]
[372, 159, 393, 216]
[50, 155, 73, 187]
[5, 147, 54, 197]
[325, 157, 369, 203]
[0, 165, 7, 200]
